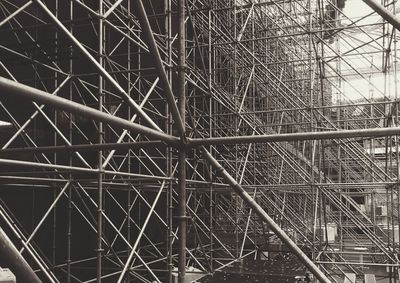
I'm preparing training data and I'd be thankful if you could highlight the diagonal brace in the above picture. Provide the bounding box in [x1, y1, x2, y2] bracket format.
[0, 77, 179, 146]
[132, 0, 186, 137]
[201, 146, 331, 283]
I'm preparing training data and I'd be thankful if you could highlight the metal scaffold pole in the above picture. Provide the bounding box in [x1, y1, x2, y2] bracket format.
[97, 1, 104, 281]
[0, 227, 42, 283]
[201, 147, 331, 283]
[362, 0, 400, 31]
[177, 1, 187, 282]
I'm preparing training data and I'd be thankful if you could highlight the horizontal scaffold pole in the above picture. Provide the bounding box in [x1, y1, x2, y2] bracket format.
[0, 158, 172, 181]
[0, 141, 165, 154]
[0, 77, 179, 146]
[201, 147, 331, 283]
[189, 127, 400, 146]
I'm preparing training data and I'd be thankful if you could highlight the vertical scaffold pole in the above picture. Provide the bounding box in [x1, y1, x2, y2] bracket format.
[178, 1, 187, 283]
[97, 1, 104, 281]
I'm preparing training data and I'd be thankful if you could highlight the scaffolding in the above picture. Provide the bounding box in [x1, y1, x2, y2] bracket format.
[0, 0, 399, 282]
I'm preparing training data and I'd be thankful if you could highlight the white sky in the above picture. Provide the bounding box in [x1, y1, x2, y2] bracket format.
[331, 0, 400, 102]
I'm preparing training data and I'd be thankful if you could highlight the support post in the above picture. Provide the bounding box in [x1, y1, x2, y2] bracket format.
[177, 1, 187, 282]
[97, 1, 104, 281]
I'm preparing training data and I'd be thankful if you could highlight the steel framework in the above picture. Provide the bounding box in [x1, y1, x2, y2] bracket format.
[0, 0, 399, 282]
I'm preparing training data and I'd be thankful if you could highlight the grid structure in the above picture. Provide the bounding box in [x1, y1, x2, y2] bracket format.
[0, 0, 399, 282]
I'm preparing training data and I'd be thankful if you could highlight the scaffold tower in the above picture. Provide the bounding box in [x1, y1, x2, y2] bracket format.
[0, 0, 400, 282]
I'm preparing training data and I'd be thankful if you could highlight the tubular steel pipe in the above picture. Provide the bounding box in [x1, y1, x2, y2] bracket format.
[177, 1, 187, 282]
[0, 141, 165, 154]
[97, 1, 104, 281]
[0, 77, 179, 146]
[0, 1, 33, 29]
[0, 158, 172, 181]
[132, 0, 185, 137]
[0, 121, 13, 132]
[362, 0, 400, 31]
[201, 147, 331, 283]
[0, 227, 42, 283]
[188, 127, 400, 146]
